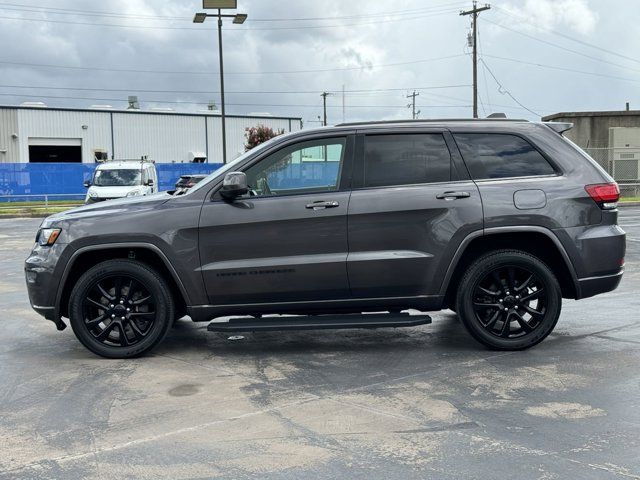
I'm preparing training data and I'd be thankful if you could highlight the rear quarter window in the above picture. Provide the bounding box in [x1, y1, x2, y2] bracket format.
[453, 133, 555, 180]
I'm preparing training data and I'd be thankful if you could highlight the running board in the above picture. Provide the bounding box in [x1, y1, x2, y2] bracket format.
[207, 312, 432, 333]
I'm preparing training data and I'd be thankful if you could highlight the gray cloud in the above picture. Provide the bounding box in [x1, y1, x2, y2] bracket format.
[0, 0, 637, 123]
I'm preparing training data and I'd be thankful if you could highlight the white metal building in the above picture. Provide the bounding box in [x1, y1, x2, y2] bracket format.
[0, 105, 302, 164]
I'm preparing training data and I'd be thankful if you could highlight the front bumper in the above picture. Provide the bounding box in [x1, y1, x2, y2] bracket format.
[25, 243, 68, 330]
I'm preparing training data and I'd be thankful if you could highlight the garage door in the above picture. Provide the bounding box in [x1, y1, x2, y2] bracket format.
[28, 138, 82, 163]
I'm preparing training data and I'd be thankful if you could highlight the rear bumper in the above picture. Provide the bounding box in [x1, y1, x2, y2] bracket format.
[577, 268, 624, 299]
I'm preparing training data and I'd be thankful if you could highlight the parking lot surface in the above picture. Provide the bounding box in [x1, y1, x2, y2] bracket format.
[1, 209, 639, 479]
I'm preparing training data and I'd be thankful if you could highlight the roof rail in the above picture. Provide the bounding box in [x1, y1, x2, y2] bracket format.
[336, 118, 528, 127]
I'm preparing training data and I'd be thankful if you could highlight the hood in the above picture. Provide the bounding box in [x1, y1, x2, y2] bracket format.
[43, 192, 172, 226]
[87, 185, 143, 198]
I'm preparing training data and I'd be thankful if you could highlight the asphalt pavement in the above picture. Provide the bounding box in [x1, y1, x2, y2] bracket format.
[1, 209, 639, 479]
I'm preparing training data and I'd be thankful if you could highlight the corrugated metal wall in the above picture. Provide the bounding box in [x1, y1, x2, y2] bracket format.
[207, 116, 301, 162]
[0, 109, 18, 163]
[16, 109, 112, 164]
[112, 112, 206, 163]
[1, 107, 303, 164]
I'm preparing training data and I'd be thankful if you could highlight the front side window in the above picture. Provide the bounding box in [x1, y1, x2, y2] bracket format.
[363, 134, 452, 188]
[93, 169, 141, 186]
[244, 137, 346, 197]
[453, 133, 556, 179]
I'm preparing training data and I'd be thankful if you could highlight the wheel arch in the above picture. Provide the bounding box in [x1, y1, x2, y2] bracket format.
[56, 243, 189, 320]
[441, 227, 579, 308]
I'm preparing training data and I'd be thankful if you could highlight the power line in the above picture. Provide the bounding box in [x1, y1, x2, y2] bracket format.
[0, 7, 463, 31]
[479, 58, 540, 117]
[0, 92, 472, 109]
[0, 84, 473, 95]
[0, 54, 467, 76]
[482, 54, 640, 84]
[484, 17, 640, 75]
[493, 5, 640, 67]
[0, 2, 468, 23]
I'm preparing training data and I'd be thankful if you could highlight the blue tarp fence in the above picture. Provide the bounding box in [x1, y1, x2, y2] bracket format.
[0, 161, 341, 201]
[0, 163, 222, 200]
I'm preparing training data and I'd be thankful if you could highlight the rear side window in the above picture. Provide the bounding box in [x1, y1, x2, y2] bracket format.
[363, 134, 451, 187]
[453, 133, 555, 179]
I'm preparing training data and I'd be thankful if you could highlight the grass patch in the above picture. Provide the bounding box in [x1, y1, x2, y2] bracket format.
[620, 196, 640, 203]
[0, 200, 84, 207]
[0, 200, 83, 217]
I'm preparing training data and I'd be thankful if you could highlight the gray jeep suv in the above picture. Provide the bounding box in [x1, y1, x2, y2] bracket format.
[25, 119, 625, 358]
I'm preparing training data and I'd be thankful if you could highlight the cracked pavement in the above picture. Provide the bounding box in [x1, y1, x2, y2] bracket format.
[1, 209, 639, 479]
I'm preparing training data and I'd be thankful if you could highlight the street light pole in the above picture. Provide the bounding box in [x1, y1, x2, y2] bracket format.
[193, 6, 246, 164]
[216, 9, 227, 164]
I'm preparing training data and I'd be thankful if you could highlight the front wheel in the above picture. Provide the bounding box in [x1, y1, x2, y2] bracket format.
[69, 259, 174, 358]
[455, 250, 561, 350]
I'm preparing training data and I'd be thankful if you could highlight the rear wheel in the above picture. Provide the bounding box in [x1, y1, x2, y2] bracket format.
[69, 260, 174, 358]
[455, 250, 561, 350]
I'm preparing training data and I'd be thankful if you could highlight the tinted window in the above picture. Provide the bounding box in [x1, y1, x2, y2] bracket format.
[453, 134, 555, 179]
[363, 134, 451, 187]
[244, 137, 345, 197]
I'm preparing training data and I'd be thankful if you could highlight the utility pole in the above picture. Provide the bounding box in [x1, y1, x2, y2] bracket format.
[460, 1, 490, 119]
[406, 91, 420, 119]
[321, 92, 331, 126]
[342, 85, 345, 123]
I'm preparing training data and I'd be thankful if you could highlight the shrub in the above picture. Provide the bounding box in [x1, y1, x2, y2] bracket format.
[245, 125, 285, 151]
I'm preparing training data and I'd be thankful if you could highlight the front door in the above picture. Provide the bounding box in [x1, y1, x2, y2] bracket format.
[198, 135, 354, 305]
[347, 130, 483, 298]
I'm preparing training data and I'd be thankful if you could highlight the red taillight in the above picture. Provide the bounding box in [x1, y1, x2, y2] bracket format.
[585, 183, 620, 209]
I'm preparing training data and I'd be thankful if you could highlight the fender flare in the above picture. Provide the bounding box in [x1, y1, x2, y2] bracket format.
[438, 226, 580, 298]
[54, 242, 191, 321]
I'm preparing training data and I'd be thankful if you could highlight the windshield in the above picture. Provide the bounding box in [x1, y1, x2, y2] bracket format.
[184, 136, 283, 195]
[94, 169, 142, 187]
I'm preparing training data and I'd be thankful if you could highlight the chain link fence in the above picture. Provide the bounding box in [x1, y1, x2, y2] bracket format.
[584, 147, 640, 198]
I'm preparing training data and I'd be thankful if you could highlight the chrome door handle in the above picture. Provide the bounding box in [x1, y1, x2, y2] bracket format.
[436, 191, 471, 200]
[306, 200, 339, 210]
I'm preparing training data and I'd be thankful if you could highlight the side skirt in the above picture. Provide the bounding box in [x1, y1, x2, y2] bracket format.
[187, 295, 444, 322]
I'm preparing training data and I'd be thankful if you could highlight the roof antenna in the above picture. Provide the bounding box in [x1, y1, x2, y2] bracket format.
[487, 112, 507, 118]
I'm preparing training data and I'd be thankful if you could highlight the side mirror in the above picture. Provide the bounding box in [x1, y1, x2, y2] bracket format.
[145, 179, 154, 187]
[220, 172, 248, 199]
[83, 180, 91, 188]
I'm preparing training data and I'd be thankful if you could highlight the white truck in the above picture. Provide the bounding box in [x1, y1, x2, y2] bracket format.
[84, 160, 158, 204]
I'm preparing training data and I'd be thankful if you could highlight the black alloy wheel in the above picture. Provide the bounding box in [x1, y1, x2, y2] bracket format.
[82, 275, 156, 348]
[69, 259, 174, 358]
[456, 250, 562, 350]
[472, 265, 547, 339]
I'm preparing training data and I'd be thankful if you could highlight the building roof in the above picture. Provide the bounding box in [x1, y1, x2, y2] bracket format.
[543, 110, 640, 121]
[0, 104, 302, 121]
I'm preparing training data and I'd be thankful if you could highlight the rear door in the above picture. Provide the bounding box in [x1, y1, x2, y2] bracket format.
[198, 134, 354, 305]
[347, 129, 483, 298]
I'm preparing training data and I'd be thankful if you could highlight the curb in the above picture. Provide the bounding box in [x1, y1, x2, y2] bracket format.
[0, 214, 49, 219]
[619, 202, 640, 207]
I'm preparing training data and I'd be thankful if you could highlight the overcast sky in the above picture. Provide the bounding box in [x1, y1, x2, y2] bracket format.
[0, 0, 638, 124]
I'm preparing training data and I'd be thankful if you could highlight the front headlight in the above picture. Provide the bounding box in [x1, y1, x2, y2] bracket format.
[37, 228, 61, 246]
[126, 190, 141, 197]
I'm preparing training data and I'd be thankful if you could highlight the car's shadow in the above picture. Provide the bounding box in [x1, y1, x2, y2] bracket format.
[155, 312, 485, 357]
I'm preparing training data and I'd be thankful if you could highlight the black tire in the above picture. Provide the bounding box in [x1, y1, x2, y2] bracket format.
[69, 259, 174, 358]
[455, 250, 561, 350]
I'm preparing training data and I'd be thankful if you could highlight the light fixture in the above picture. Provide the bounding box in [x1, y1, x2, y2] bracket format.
[193, 12, 207, 23]
[233, 13, 247, 24]
[203, 0, 237, 8]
